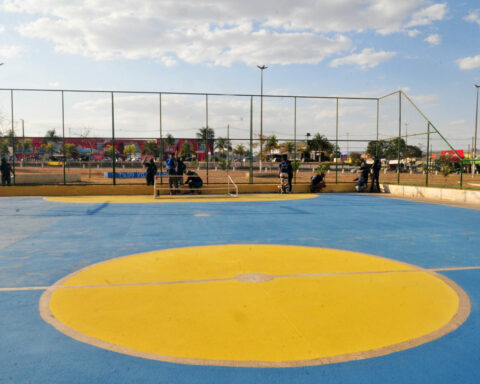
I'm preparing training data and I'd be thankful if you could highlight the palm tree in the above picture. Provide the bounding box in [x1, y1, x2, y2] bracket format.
[264, 135, 279, 152]
[309, 133, 333, 154]
[284, 141, 294, 157]
[43, 129, 60, 144]
[196, 127, 215, 142]
[233, 144, 247, 158]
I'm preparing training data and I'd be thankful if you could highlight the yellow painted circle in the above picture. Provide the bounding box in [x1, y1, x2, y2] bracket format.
[44, 194, 317, 204]
[42, 245, 468, 367]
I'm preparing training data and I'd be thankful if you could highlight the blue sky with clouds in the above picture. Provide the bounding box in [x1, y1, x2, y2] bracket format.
[0, 0, 479, 150]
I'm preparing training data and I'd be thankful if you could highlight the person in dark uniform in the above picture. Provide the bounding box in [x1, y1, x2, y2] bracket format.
[145, 158, 157, 185]
[278, 154, 293, 192]
[185, 170, 203, 194]
[355, 161, 370, 192]
[176, 157, 186, 189]
[310, 172, 326, 193]
[1, 158, 14, 186]
[370, 156, 381, 192]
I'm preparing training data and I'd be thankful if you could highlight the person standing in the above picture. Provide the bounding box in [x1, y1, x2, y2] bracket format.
[166, 153, 178, 194]
[279, 154, 293, 193]
[145, 158, 157, 186]
[1, 158, 14, 186]
[370, 156, 381, 193]
[176, 157, 186, 190]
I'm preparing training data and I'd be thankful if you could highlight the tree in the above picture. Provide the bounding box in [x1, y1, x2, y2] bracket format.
[233, 144, 247, 157]
[366, 140, 388, 158]
[44, 129, 60, 144]
[18, 138, 33, 153]
[438, 154, 453, 180]
[164, 134, 175, 147]
[309, 133, 333, 154]
[179, 141, 194, 158]
[383, 137, 407, 160]
[63, 143, 78, 159]
[141, 140, 159, 156]
[264, 135, 279, 152]
[0, 138, 9, 156]
[124, 144, 137, 159]
[215, 137, 231, 155]
[104, 145, 114, 157]
[284, 141, 294, 156]
[41, 142, 56, 159]
[405, 145, 422, 158]
[196, 127, 215, 142]
[350, 152, 362, 166]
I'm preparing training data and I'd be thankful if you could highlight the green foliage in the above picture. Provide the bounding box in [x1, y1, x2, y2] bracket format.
[215, 137, 231, 154]
[18, 138, 33, 152]
[317, 163, 330, 173]
[283, 141, 294, 155]
[141, 140, 159, 156]
[292, 160, 301, 172]
[264, 135, 279, 152]
[366, 139, 422, 160]
[196, 127, 215, 141]
[233, 144, 247, 157]
[104, 145, 114, 157]
[179, 141, 194, 158]
[350, 152, 362, 166]
[309, 133, 333, 154]
[124, 144, 137, 158]
[190, 158, 199, 167]
[164, 134, 175, 147]
[438, 155, 453, 179]
[63, 143, 78, 158]
[44, 129, 59, 144]
[41, 142, 56, 159]
[0, 138, 9, 155]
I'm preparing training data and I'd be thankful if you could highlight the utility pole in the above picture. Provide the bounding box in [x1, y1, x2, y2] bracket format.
[21, 119, 24, 166]
[257, 65, 267, 172]
[473, 84, 479, 177]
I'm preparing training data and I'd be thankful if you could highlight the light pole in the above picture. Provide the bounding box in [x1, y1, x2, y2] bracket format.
[473, 84, 480, 177]
[20, 119, 25, 166]
[257, 65, 267, 172]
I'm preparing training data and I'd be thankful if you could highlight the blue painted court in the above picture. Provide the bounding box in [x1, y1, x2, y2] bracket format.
[0, 194, 479, 383]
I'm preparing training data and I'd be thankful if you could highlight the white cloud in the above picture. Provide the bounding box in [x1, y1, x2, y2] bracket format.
[0, 26, 5, 34]
[3, 0, 446, 66]
[424, 34, 441, 45]
[457, 55, 480, 70]
[449, 119, 466, 126]
[0, 45, 23, 58]
[465, 10, 480, 26]
[48, 82, 60, 87]
[407, 29, 421, 37]
[406, 3, 447, 27]
[330, 48, 396, 69]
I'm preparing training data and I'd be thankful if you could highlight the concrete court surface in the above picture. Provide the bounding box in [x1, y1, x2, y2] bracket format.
[0, 193, 479, 384]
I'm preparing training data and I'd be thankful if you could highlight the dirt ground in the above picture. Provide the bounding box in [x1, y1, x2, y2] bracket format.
[12, 163, 480, 189]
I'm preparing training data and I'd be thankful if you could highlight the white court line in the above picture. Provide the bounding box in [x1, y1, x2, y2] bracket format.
[1, 265, 480, 292]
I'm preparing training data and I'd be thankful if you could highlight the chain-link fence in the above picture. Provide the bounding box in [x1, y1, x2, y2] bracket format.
[0, 88, 474, 188]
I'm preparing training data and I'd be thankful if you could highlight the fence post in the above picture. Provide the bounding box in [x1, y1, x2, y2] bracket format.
[111, 92, 116, 186]
[426, 122, 430, 186]
[62, 91, 66, 185]
[159, 93, 163, 184]
[10, 90, 15, 184]
[205, 94, 208, 184]
[397, 91, 401, 185]
[249, 96, 253, 184]
[294, 96, 297, 185]
[376, 99, 379, 157]
[336, 98, 339, 184]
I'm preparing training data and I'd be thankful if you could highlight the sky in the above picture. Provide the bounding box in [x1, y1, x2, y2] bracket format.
[0, 0, 479, 153]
